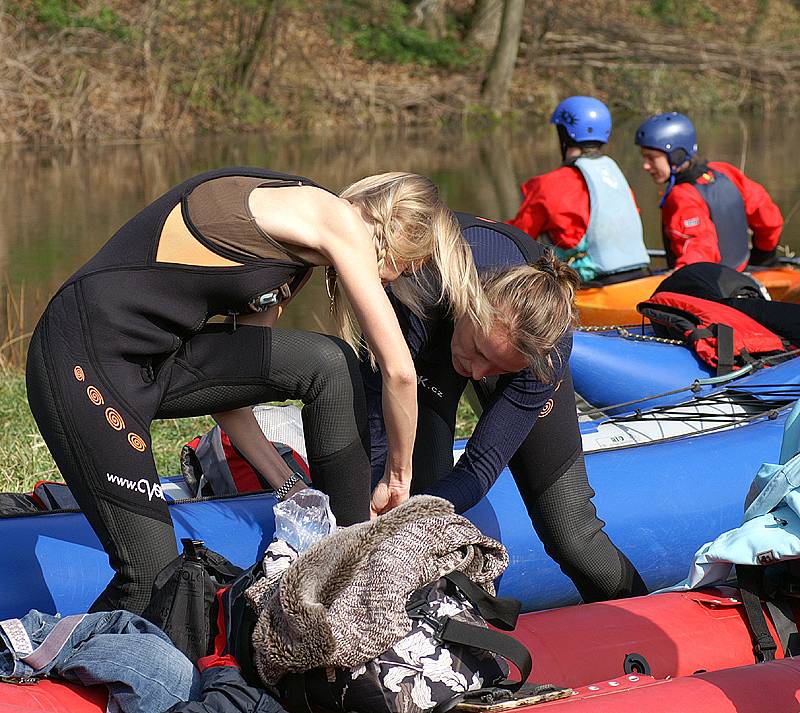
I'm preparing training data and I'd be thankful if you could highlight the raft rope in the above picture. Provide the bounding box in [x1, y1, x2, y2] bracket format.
[577, 343, 800, 420]
[576, 323, 684, 345]
[585, 401, 793, 455]
[606, 390, 789, 425]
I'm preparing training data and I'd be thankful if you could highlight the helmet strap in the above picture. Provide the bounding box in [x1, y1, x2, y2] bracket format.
[556, 124, 571, 163]
[659, 172, 676, 207]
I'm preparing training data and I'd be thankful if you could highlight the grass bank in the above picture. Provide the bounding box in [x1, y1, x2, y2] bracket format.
[0, 368, 479, 493]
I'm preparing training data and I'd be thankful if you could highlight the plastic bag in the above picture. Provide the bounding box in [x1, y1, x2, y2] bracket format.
[273, 488, 337, 554]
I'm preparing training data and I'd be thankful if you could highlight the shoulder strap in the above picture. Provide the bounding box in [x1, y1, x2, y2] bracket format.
[737, 565, 778, 663]
[443, 571, 521, 630]
[687, 323, 734, 376]
[437, 618, 532, 690]
[420, 573, 532, 693]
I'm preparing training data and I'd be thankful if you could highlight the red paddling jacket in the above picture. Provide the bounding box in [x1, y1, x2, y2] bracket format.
[662, 162, 783, 271]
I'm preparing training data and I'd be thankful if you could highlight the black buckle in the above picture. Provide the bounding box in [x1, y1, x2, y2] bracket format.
[249, 284, 291, 312]
[754, 633, 778, 662]
[406, 604, 446, 642]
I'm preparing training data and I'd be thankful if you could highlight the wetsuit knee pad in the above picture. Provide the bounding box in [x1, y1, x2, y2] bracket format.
[270, 329, 369, 452]
[279, 332, 361, 396]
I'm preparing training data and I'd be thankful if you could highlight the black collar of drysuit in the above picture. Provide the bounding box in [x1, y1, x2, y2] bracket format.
[674, 160, 709, 185]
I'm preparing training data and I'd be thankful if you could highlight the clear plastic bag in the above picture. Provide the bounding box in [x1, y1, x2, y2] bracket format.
[273, 488, 337, 553]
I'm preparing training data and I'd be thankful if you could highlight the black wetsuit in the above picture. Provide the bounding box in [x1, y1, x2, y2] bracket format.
[26, 168, 371, 614]
[365, 214, 646, 603]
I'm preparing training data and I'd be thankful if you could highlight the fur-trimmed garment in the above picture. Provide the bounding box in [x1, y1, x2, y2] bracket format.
[246, 496, 508, 685]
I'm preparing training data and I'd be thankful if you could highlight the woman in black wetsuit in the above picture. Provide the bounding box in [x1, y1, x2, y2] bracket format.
[366, 214, 647, 602]
[26, 168, 482, 614]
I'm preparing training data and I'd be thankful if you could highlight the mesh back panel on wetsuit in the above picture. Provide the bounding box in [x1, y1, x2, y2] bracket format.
[186, 176, 310, 263]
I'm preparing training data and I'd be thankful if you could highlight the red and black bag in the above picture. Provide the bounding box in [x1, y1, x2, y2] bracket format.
[181, 424, 309, 498]
[637, 291, 790, 375]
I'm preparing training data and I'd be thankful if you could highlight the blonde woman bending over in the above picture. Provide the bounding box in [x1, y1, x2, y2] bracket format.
[26, 167, 481, 615]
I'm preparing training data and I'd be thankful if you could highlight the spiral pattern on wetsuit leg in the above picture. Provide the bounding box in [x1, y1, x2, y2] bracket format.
[73, 366, 85, 382]
[86, 386, 104, 406]
[105, 407, 125, 431]
[539, 398, 554, 418]
[127, 432, 147, 452]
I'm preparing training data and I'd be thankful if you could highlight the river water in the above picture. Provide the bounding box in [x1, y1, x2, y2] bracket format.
[1, 115, 797, 350]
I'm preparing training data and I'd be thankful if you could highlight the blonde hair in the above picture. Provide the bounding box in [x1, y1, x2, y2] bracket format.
[480, 251, 580, 383]
[330, 172, 485, 352]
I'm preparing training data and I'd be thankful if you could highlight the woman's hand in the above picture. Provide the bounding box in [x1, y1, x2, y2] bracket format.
[370, 474, 411, 519]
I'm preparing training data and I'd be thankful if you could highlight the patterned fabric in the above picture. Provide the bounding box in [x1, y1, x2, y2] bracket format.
[323, 579, 508, 713]
[246, 496, 508, 685]
[243, 539, 298, 611]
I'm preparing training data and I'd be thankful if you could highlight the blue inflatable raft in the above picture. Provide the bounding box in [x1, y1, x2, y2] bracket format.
[572, 326, 800, 411]
[2, 377, 797, 617]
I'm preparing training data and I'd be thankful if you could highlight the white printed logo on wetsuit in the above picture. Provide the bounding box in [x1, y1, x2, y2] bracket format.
[417, 375, 443, 399]
[106, 472, 165, 502]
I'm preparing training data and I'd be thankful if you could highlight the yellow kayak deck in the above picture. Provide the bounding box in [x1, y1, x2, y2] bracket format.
[576, 267, 800, 326]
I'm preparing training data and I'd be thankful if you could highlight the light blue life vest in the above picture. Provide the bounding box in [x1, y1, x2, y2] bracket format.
[549, 156, 650, 282]
[661, 400, 800, 592]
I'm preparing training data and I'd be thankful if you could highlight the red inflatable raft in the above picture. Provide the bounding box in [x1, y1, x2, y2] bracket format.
[536, 658, 800, 711]
[0, 679, 106, 711]
[0, 585, 790, 712]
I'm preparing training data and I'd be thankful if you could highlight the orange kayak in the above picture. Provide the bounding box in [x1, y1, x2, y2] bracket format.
[577, 266, 800, 326]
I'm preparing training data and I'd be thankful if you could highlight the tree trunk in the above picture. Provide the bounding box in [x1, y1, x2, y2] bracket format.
[232, 0, 280, 93]
[465, 0, 503, 50]
[412, 0, 447, 39]
[480, 0, 525, 111]
[480, 130, 522, 220]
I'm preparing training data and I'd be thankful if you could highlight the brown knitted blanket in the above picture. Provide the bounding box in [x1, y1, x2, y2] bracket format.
[246, 495, 508, 685]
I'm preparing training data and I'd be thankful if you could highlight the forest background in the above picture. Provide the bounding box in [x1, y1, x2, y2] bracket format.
[2, 0, 799, 487]
[2, 0, 799, 145]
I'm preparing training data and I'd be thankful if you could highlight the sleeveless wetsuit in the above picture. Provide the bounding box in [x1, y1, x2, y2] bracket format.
[364, 214, 646, 603]
[26, 167, 371, 614]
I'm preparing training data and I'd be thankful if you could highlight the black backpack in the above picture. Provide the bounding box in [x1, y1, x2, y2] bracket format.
[142, 538, 244, 663]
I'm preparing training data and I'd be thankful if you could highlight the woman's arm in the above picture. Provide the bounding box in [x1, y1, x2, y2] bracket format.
[248, 188, 419, 515]
[212, 408, 307, 498]
[334, 250, 418, 516]
[318, 210, 418, 516]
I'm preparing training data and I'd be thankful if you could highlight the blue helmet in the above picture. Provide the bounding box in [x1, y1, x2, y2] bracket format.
[550, 96, 612, 144]
[634, 112, 698, 167]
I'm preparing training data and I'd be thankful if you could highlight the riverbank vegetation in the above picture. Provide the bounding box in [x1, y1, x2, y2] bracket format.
[2, 0, 799, 144]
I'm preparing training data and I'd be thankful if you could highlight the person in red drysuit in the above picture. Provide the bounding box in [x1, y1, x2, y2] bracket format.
[635, 111, 783, 271]
[509, 96, 649, 284]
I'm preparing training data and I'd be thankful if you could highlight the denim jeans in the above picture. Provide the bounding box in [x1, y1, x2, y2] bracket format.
[0, 609, 200, 713]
